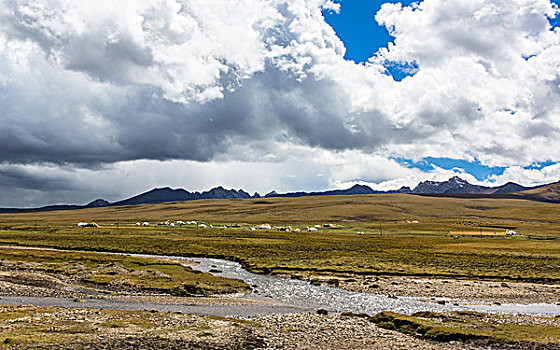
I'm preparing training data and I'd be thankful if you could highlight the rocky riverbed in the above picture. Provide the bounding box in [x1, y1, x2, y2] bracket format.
[1, 246, 560, 349]
[0, 305, 265, 350]
[251, 313, 482, 350]
[301, 274, 560, 304]
[5, 306, 550, 350]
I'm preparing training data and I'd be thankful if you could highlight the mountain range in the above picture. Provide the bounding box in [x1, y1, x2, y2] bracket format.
[1, 176, 559, 212]
[266, 176, 534, 198]
[112, 186, 257, 206]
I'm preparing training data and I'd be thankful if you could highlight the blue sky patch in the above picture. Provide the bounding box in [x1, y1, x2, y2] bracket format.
[322, 0, 419, 63]
[383, 60, 419, 81]
[323, 0, 559, 78]
[551, 0, 560, 27]
[394, 157, 507, 181]
[524, 160, 557, 170]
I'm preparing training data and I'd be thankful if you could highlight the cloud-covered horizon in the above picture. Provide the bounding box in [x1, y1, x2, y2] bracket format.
[1, 0, 560, 207]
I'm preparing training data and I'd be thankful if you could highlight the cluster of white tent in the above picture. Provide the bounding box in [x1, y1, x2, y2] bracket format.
[247, 223, 338, 232]
[134, 220, 199, 227]
[77, 222, 99, 228]
[76, 219, 341, 233]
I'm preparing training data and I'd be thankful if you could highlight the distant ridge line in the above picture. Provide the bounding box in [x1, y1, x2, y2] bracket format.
[1, 177, 559, 213]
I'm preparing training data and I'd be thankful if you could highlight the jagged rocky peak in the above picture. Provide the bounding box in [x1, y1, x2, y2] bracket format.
[264, 190, 278, 197]
[385, 186, 412, 193]
[237, 189, 251, 197]
[206, 186, 227, 194]
[449, 176, 468, 184]
[412, 176, 478, 194]
[202, 186, 252, 199]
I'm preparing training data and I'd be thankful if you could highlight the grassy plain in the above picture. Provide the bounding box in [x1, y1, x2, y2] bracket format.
[0, 194, 559, 282]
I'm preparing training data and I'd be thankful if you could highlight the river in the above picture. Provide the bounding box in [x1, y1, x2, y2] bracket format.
[2, 249, 560, 317]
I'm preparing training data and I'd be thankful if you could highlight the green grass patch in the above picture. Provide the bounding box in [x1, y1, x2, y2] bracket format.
[0, 248, 249, 296]
[368, 311, 560, 346]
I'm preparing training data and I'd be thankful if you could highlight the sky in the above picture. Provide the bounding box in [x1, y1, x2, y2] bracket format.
[0, 0, 560, 207]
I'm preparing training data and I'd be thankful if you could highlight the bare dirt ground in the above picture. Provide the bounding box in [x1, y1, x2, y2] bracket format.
[1, 305, 529, 350]
[303, 274, 560, 304]
[251, 313, 482, 350]
[0, 305, 264, 350]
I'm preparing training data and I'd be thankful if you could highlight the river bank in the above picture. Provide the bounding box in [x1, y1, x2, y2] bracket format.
[2, 246, 560, 349]
[5, 305, 553, 350]
[300, 274, 560, 304]
[2, 245, 560, 317]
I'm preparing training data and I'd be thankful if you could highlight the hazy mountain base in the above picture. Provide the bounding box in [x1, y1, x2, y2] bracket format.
[3, 175, 559, 213]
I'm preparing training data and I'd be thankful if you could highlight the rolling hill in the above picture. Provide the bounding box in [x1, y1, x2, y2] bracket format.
[508, 182, 560, 203]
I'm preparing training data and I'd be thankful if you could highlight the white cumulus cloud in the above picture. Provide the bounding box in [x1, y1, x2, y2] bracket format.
[0, 0, 559, 206]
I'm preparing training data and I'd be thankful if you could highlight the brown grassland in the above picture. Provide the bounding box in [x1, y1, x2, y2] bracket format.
[0, 194, 560, 349]
[0, 194, 558, 282]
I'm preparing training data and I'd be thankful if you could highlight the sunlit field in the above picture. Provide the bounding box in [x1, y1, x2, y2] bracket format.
[0, 194, 559, 282]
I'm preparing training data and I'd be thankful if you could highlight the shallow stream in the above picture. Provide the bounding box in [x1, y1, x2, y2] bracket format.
[134, 253, 560, 317]
[2, 248, 560, 317]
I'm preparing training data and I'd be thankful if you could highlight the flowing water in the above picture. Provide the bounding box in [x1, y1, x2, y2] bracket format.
[128, 253, 560, 317]
[186, 256, 560, 317]
[3, 247, 560, 317]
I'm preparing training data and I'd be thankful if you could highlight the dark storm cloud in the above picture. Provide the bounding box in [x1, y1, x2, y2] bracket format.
[0, 165, 74, 191]
[1, 0, 560, 208]
[0, 59, 398, 166]
[0, 0, 408, 169]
